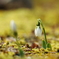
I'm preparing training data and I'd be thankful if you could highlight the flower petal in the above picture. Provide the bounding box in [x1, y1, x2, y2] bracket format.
[35, 26, 42, 36]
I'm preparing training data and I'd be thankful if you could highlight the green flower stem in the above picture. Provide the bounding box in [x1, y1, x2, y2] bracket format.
[14, 31, 24, 57]
[37, 19, 52, 50]
[16, 37, 20, 47]
[14, 31, 20, 47]
[38, 20, 47, 44]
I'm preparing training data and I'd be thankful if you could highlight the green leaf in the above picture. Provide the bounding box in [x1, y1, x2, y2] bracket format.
[19, 49, 24, 57]
[42, 40, 47, 49]
[47, 43, 52, 50]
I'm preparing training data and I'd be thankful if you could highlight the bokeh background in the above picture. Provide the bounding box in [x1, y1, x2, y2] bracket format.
[0, 0, 59, 36]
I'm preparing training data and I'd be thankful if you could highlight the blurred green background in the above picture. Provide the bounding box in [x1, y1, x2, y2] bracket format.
[0, 0, 59, 36]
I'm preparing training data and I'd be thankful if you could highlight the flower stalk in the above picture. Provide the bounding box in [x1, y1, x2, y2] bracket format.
[35, 19, 52, 50]
[10, 20, 24, 57]
[38, 19, 47, 44]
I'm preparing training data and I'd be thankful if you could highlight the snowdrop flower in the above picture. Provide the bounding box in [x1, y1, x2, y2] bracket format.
[35, 26, 42, 36]
[10, 20, 16, 31]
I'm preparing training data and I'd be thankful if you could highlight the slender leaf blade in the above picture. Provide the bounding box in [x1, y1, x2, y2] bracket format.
[42, 40, 47, 49]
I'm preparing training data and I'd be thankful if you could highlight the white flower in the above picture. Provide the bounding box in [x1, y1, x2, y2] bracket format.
[10, 20, 16, 31]
[35, 26, 42, 36]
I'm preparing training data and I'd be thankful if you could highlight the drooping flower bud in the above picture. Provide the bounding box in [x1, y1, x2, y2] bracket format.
[35, 26, 42, 36]
[10, 20, 16, 31]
